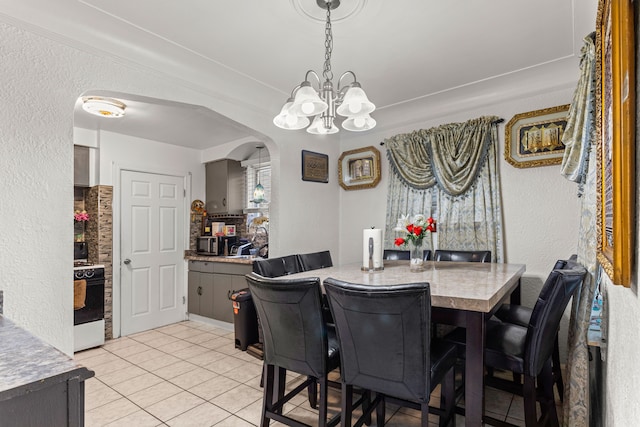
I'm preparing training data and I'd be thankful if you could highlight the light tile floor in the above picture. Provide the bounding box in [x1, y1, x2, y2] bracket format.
[76, 320, 543, 426]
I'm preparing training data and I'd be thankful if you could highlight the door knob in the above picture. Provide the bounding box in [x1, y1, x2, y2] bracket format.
[123, 258, 131, 265]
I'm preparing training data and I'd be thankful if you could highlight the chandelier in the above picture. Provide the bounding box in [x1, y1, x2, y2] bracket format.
[273, 0, 375, 134]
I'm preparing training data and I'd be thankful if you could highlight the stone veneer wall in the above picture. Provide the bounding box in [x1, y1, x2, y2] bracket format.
[85, 186, 114, 340]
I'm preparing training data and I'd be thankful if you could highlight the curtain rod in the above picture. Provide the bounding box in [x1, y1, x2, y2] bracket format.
[379, 118, 505, 146]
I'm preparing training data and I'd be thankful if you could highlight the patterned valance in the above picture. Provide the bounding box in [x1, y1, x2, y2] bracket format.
[383, 116, 500, 196]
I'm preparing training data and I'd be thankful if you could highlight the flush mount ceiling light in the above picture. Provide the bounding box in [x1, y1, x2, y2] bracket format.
[81, 96, 126, 118]
[250, 146, 268, 204]
[273, 0, 376, 134]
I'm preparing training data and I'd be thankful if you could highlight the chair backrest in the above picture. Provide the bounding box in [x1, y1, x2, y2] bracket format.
[383, 249, 410, 260]
[382, 249, 431, 261]
[252, 255, 301, 277]
[434, 249, 491, 263]
[245, 273, 329, 378]
[324, 278, 432, 403]
[524, 263, 586, 376]
[298, 250, 333, 271]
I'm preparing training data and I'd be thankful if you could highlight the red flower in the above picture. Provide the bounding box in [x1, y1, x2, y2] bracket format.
[406, 224, 415, 234]
[427, 217, 435, 225]
[412, 226, 423, 236]
[394, 237, 406, 247]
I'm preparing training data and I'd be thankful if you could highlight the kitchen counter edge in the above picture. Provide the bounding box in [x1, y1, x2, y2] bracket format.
[184, 251, 256, 265]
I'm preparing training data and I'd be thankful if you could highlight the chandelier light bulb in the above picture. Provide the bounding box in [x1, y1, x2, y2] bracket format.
[349, 102, 362, 114]
[301, 102, 315, 115]
[286, 112, 298, 127]
[353, 117, 366, 128]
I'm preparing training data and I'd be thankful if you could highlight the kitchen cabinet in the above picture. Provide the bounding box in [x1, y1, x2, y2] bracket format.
[188, 261, 215, 318]
[206, 159, 244, 214]
[74, 145, 90, 187]
[188, 260, 252, 322]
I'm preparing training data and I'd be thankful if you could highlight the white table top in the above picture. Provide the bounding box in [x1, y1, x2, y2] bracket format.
[280, 260, 526, 313]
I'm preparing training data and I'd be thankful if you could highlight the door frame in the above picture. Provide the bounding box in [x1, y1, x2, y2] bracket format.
[112, 162, 192, 339]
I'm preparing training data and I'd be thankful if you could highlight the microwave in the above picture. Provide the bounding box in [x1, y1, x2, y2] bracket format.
[197, 236, 238, 255]
[197, 236, 220, 255]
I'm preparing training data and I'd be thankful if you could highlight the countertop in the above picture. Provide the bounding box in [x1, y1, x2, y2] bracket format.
[184, 250, 256, 265]
[0, 315, 94, 394]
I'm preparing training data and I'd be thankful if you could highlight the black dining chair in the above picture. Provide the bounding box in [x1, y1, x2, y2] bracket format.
[383, 249, 432, 261]
[246, 273, 345, 427]
[324, 278, 457, 427]
[252, 255, 302, 277]
[298, 250, 333, 271]
[493, 258, 572, 401]
[444, 264, 587, 427]
[382, 249, 410, 260]
[433, 249, 491, 263]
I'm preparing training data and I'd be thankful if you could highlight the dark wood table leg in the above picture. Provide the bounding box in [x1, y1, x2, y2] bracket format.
[465, 311, 486, 426]
[510, 278, 521, 305]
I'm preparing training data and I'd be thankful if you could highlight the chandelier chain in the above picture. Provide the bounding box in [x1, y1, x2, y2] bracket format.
[323, 3, 333, 82]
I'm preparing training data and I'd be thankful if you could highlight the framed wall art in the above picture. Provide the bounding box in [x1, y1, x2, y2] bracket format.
[301, 150, 329, 183]
[595, 0, 635, 287]
[338, 146, 381, 190]
[504, 104, 570, 168]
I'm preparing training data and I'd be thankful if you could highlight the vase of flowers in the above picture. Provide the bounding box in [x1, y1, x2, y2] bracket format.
[74, 210, 89, 242]
[394, 214, 436, 271]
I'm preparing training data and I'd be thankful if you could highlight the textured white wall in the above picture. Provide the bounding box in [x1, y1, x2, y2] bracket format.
[0, 19, 340, 354]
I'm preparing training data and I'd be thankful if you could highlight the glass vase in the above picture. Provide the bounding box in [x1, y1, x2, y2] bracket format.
[409, 239, 424, 271]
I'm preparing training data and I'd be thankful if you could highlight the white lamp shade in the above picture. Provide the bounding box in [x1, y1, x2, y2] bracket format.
[336, 86, 375, 117]
[342, 114, 377, 132]
[290, 86, 328, 117]
[307, 115, 339, 135]
[273, 101, 310, 130]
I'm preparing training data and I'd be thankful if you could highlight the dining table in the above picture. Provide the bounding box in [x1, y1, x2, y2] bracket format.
[278, 259, 526, 427]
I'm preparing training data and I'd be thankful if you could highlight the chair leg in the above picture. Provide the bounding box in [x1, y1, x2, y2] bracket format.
[421, 402, 430, 427]
[260, 364, 274, 427]
[522, 375, 537, 427]
[540, 361, 560, 427]
[440, 366, 455, 427]
[318, 376, 329, 427]
[341, 383, 353, 427]
[552, 334, 564, 402]
[276, 367, 286, 414]
[308, 376, 318, 409]
[376, 394, 386, 427]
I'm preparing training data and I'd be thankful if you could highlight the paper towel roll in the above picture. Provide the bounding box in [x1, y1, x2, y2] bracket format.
[362, 228, 383, 270]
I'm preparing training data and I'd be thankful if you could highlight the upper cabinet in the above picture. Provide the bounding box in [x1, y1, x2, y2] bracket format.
[206, 160, 244, 214]
[74, 146, 90, 187]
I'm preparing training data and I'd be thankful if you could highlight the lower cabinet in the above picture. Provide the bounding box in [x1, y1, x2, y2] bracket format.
[188, 260, 252, 323]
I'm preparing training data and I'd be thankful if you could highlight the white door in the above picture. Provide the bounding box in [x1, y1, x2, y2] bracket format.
[121, 170, 186, 336]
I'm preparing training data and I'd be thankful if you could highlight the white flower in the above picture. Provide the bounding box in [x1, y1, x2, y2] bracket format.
[412, 214, 426, 226]
[393, 214, 410, 232]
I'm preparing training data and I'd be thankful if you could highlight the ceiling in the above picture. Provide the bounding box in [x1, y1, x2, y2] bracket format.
[0, 0, 596, 149]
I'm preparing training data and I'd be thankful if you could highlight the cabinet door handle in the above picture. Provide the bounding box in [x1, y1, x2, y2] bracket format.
[222, 197, 226, 207]
[197, 286, 203, 296]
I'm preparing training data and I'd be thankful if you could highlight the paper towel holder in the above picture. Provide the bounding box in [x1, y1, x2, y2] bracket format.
[361, 235, 384, 272]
